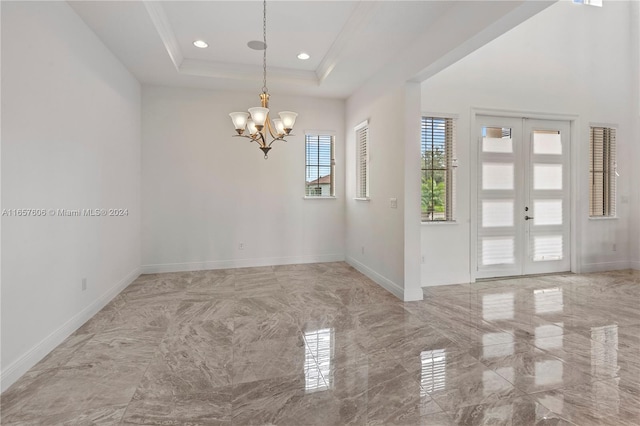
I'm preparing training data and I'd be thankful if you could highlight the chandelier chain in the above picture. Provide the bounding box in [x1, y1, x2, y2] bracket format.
[228, 0, 297, 159]
[262, 0, 268, 94]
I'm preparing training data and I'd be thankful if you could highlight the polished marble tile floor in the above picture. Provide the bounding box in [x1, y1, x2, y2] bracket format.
[2, 263, 639, 425]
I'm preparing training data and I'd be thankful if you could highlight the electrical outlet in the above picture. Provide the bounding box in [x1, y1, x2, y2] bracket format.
[81, 278, 87, 291]
[390, 198, 397, 209]
[239, 243, 245, 250]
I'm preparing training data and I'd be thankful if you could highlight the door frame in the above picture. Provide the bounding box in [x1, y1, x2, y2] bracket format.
[470, 108, 580, 282]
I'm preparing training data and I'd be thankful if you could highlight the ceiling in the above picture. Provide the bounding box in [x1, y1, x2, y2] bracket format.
[68, 1, 546, 99]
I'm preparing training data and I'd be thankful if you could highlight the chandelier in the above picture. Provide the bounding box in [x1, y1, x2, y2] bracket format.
[229, 0, 298, 159]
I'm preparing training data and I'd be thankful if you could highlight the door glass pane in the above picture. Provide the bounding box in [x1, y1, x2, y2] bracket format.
[484, 368, 513, 395]
[482, 127, 513, 153]
[534, 164, 563, 190]
[535, 360, 563, 386]
[534, 200, 563, 225]
[482, 200, 514, 227]
[482, 293, 515, 320]
[482, 237, 515, 265]
[534, 288, 563, 313]
[483, 164, 514, 190]
[482, 332, 514, 346]
[533, 130, 562, 155]
[483, 342, 514, 358]
[536, 333, 563, 350]
[533, 235, 563, 261]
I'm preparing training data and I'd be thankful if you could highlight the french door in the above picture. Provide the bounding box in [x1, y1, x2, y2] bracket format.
[476, 116, 570, 279]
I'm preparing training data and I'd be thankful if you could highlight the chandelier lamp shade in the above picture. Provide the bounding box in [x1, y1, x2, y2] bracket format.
[229, 0, 298, 159]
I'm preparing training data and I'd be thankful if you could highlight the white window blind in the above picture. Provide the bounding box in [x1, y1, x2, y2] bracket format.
[305, 134, 335, 197]
[589, 126, 616, 217]
[420, 349, 446, 394]
[421, 116, 456, 221]
[355, 122, 369, 198]
[304, 328, 333, 392]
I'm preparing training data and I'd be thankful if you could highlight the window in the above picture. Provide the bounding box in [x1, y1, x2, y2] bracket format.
[589, 126, 616, 217]
[420, 349, 446, 394]
[421, 116, 456, 221]
[304, 328, 333, 392]
[572, 0, 602, 7]
[355, 121, 369, 199]
[305, 134, 335, 197]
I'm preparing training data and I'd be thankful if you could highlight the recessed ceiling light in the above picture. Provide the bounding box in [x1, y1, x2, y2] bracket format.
[193, 40, 208, 49]
[297, 52, 310, 60]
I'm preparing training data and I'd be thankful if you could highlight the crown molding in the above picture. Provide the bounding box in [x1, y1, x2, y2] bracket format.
[315, 1, 380, 84]
[180, 59, 318, 86]
[143, 1, 318, 87]
[143, 0, 183, 70]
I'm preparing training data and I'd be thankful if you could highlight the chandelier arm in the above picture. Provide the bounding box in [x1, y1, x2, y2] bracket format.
[232, 134, 267, 146]
[268, 137, 284, 147]
[264, 114, 279, 139]
[232, 134, 259, 143]
[255, 131, 267, 148]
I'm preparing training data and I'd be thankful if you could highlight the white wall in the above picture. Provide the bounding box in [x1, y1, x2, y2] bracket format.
[420, 1, 636, 285]
[343, 81, 423, 302]
[345, 86, 409, 299]
[631, 0, 640, 271]
[343, 1, 556, 301]
[1, 1, 141, 390]
[141, 86, 345, 272]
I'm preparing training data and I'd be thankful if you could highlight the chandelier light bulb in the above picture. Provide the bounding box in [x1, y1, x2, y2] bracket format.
[229, 112, 249, 134]
[273, 118, 285, 136]
[246, 119, 258, 136]
[248, 107, 269, 129]
[278, 111, 298, 133]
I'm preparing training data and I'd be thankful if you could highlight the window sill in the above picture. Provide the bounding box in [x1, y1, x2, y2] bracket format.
[421, 221, 458, 226]
[588, 216, 618, 221]
[303, 196, 336, 200]
[354, 197, 370, 202]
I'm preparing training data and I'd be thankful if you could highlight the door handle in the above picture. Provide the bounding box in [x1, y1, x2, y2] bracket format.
[525, 215, 534, 220]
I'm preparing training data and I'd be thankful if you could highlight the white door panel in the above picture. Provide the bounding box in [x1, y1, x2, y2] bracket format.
[524, 120, 571, 274]
[476, 116, 570, 278]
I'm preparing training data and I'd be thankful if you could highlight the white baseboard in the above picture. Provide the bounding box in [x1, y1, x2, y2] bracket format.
[346, 256, 404, 300]
[0, 267, 140, 393]
[630, 261, 640, 271]
[141, 254, 345, 274]
[580, 260, 630, 274]
[421, 274, 472, 288]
